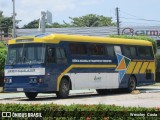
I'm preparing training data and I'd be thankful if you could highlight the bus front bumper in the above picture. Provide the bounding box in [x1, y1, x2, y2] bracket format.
[4, 83, 49, 93]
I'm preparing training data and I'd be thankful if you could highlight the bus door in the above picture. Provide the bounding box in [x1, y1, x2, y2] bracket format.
[46, 46, 68, 90]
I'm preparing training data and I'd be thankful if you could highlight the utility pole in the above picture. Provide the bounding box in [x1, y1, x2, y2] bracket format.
[116, 7, 120, 35]
[12, 0, 16, 38]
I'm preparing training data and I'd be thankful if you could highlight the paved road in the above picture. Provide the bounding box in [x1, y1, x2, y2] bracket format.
[0, 86, 160, 108]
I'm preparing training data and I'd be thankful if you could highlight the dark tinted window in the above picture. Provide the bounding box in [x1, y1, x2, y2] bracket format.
[130, 47, 137, 57]
[56, 47, 67, 64]
[138, 47, 153, 58]
[56, 47, 66, 59]
[47, 47, 55, 63]
[106, 46, 115, 57]
[70, 43, 87, 55]
[123, 46, 137, 57]
[90, 44, 105, 55]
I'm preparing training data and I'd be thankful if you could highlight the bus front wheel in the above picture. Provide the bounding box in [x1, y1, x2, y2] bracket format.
[25, 92, 38, 100]
[56, 78, 70, 99]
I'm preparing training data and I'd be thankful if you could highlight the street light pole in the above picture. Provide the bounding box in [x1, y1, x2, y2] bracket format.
[12, 0, 16, 38]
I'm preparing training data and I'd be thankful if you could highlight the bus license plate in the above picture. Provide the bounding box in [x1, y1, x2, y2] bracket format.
[17, 88, 23, 91]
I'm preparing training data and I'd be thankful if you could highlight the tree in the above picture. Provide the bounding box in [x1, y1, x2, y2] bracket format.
[1, 17, 13, 36]
[22, 14, 115, 28]
[0, 11, 21, 36]
[48, 21, 73, 28]
[23, 19, 39, 29]
[69, 14, 116, 27]
[0, 42, 7, 76]
[47, 22, 65, 28]
[0, 11, 13, 37]
[0, 11, 4, 23]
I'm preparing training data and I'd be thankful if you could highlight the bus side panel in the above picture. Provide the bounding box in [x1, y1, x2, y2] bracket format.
[67, 72, 119, 90]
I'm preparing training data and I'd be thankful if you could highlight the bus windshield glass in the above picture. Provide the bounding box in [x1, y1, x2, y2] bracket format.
[6, 43, 45, 65]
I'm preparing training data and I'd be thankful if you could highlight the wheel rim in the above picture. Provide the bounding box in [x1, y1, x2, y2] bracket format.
[62, 82, 69, 93]
[130, 78, 135, 90]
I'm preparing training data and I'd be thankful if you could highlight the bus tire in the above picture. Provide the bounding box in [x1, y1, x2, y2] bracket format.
[96, 89, 108, 95]
[127, 76, 136, 93]
[56, 78, 70, 99]
[25, 92, 38, 100]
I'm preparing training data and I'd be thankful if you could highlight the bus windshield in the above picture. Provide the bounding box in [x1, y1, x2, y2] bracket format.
[6, 43, 45, 65]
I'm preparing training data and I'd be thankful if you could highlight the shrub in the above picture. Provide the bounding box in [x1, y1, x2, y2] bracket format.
[0, 104, 159, 120]
[0, 42, 7, 76]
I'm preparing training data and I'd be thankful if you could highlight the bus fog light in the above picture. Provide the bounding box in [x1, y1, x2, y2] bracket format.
[4, 78, 8, 83]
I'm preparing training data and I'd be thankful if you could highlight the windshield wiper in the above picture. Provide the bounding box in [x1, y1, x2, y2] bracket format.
[23, 56, 29, 63]
[9, 59, 16, 65]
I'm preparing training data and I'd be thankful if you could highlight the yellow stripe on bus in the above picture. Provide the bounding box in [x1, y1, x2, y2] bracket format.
[139, 62, 149, 74]
[133, 62, 143, 74]
[57, 64, 116, 91]
[147, 62, 155, 74]
[8, 34, 152, 46]
[126, 62, 136, 74]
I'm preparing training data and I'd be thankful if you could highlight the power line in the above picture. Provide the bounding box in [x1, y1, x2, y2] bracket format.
[120, 11, 140, 18]
[120, 17, 160, 23]
[120, 10, 160, 23]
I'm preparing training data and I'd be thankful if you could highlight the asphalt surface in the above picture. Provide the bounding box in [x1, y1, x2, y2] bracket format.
[0, 86, 160, 108]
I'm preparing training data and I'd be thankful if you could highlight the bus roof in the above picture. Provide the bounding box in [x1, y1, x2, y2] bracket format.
[8, 34, 152, 46]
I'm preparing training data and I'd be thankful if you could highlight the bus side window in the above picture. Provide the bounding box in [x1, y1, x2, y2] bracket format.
[90, 44, 105, 56]
[106, 45, 115, 57]
[145, 47, 153, 57]
[130, 47, 137, 57]
[47, 47, 55, 63]
[123, 46, 130, 56]
[138, 47, 146, 57]
[56, 47, 67, 64]
[138, 47, 153, 58]
[69, 43, 87, 55]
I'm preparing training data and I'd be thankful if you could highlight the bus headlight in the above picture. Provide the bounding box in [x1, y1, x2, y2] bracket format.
[29, 78, 37, 83]
[29, 77, 44, 83]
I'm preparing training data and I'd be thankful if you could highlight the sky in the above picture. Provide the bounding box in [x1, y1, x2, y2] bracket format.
[0, 0, 160, 28]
